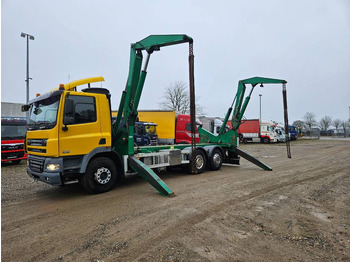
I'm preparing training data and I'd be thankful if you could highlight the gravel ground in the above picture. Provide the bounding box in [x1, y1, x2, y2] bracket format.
[1, 139, 350, 261]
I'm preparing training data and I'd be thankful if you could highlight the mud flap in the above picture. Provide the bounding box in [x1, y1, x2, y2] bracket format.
[128, 156, 174, 197]
[234, 147, 272, 171]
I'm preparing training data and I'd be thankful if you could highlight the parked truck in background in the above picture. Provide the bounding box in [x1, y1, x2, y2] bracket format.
[135, 110, 199, 145]
[288, 125, 298, 140]
[134, 122, 158, 146]
[199, 117, 229, 136]
[275, 125, 286, 143]
[112, 116, 159, 146]
[238, 119, 277, 143]
[1, 117, 27, 164]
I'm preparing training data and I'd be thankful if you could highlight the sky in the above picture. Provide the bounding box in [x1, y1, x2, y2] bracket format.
[1, 0, 350, 124]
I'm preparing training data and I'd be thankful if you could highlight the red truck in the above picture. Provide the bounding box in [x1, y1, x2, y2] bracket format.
[238, 119, 277, 143]
[136, 111, 199, 145]
[1, 117, 27, 164]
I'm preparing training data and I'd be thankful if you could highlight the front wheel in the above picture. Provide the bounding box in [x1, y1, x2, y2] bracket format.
[262, 137, 270, 144]
[81, 157, 117, 194]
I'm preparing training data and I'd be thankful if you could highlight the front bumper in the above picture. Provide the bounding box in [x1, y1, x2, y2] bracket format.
[27, 155, 63, 186]
[1, 151, 27, 162]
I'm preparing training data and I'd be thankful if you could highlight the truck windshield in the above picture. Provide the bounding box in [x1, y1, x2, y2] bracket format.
[1, 122, 27, 140]
[145, 125, 157, 135]
[28, 95, 60, 130]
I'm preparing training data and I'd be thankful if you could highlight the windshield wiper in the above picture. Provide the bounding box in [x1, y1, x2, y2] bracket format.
[38, 121, 56, 130]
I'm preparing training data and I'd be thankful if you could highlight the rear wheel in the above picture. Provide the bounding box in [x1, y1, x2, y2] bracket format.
[189, 149, 206, 174]
[209, 148, 223, 171]
[81, 157, 117, 194]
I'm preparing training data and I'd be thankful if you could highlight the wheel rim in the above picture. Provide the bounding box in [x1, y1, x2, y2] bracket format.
[195, 154, 204, 170]
[212, 152, 221, 167]
[94, 167, 112, 185]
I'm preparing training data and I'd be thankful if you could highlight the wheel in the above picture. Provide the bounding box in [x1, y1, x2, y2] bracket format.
[81, 157, 117, 194]
[12, 160, 21, 164]
[188, 149, 206, 174]
[262, 137, 270, 144]
[209, 148, 223, 171]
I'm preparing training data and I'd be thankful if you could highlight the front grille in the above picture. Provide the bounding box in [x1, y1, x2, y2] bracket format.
[27, 148, 47, 153]
[2, 151, 25, 160]
[27, 139, 47, 146]
[29, 157, 44, 173]
[1, 144, 24, 151]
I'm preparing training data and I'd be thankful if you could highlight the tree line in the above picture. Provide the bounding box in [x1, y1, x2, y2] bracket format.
[293, 112, 350, 137]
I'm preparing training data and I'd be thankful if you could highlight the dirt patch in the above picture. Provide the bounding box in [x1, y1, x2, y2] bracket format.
[2, 140, 350, 261]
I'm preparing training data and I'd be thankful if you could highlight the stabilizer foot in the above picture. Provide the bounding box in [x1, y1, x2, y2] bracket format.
[234, 147, 272, 171]
[128, 156, 174, 196]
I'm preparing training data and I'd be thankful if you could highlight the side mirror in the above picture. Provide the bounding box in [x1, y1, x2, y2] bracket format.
[63, 116, 74, 126]
[21, 105, 30, 112]
[62, 98, 74, 131]
[64, 98, 74, 115]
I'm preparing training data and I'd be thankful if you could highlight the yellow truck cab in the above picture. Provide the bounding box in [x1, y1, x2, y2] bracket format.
[23, 77, 119, 192]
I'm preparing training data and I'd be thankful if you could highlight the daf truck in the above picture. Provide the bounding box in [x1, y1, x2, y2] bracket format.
[22, 34, 290, 195]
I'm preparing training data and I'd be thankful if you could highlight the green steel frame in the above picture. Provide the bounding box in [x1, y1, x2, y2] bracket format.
[111, 34, 288, 196]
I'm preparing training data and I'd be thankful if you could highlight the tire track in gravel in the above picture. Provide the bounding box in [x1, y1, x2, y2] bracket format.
[110, 166, 347, 261]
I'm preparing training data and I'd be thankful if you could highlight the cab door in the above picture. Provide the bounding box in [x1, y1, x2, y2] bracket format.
[59, 93, 103, 157]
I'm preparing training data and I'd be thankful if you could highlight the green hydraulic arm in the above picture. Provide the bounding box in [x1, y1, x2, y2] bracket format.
[112, 35, 193, 196]
[224, 77, 287, 131]
[198, 77, 289, 171]
[113, 35, 193, 156]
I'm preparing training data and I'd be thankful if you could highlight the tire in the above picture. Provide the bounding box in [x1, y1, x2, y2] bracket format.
[12, 160, 21, 164]
[188, 149, 206, 174]
[262, 137, 270, 144]
[209, 148, 223, 171]
[81, 157, 118, 194]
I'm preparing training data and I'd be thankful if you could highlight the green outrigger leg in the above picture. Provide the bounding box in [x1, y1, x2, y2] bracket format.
[128, 156, 174, 197]
[234, 147, 272, 171]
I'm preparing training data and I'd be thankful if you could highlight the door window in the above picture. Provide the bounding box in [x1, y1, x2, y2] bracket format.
[67, 95, 96, 124]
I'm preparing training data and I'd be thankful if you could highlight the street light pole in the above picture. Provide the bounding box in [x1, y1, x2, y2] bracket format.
[20, 32, 35, 121]
[259, 94, 262, 122]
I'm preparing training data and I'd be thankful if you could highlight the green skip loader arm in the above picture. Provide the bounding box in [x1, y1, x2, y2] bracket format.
[198, 77, 289, 171]
[112, 35, 193, 196]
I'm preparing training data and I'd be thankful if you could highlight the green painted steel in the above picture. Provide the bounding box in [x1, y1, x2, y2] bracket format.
[132, 35, 193, 52]
[241, 77, 287, 85]
[128, 156, 174, 197]
[198, 76, 288, 171]
[111, 35, 193, 195]
[112, 34, 193, 157]
[112, 34, 287, 196]
[232, 77, 287, 130]
[234, 147, 272, 171]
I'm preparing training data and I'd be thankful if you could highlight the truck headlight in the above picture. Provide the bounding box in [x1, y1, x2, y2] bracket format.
[46, 163, 60, 171]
